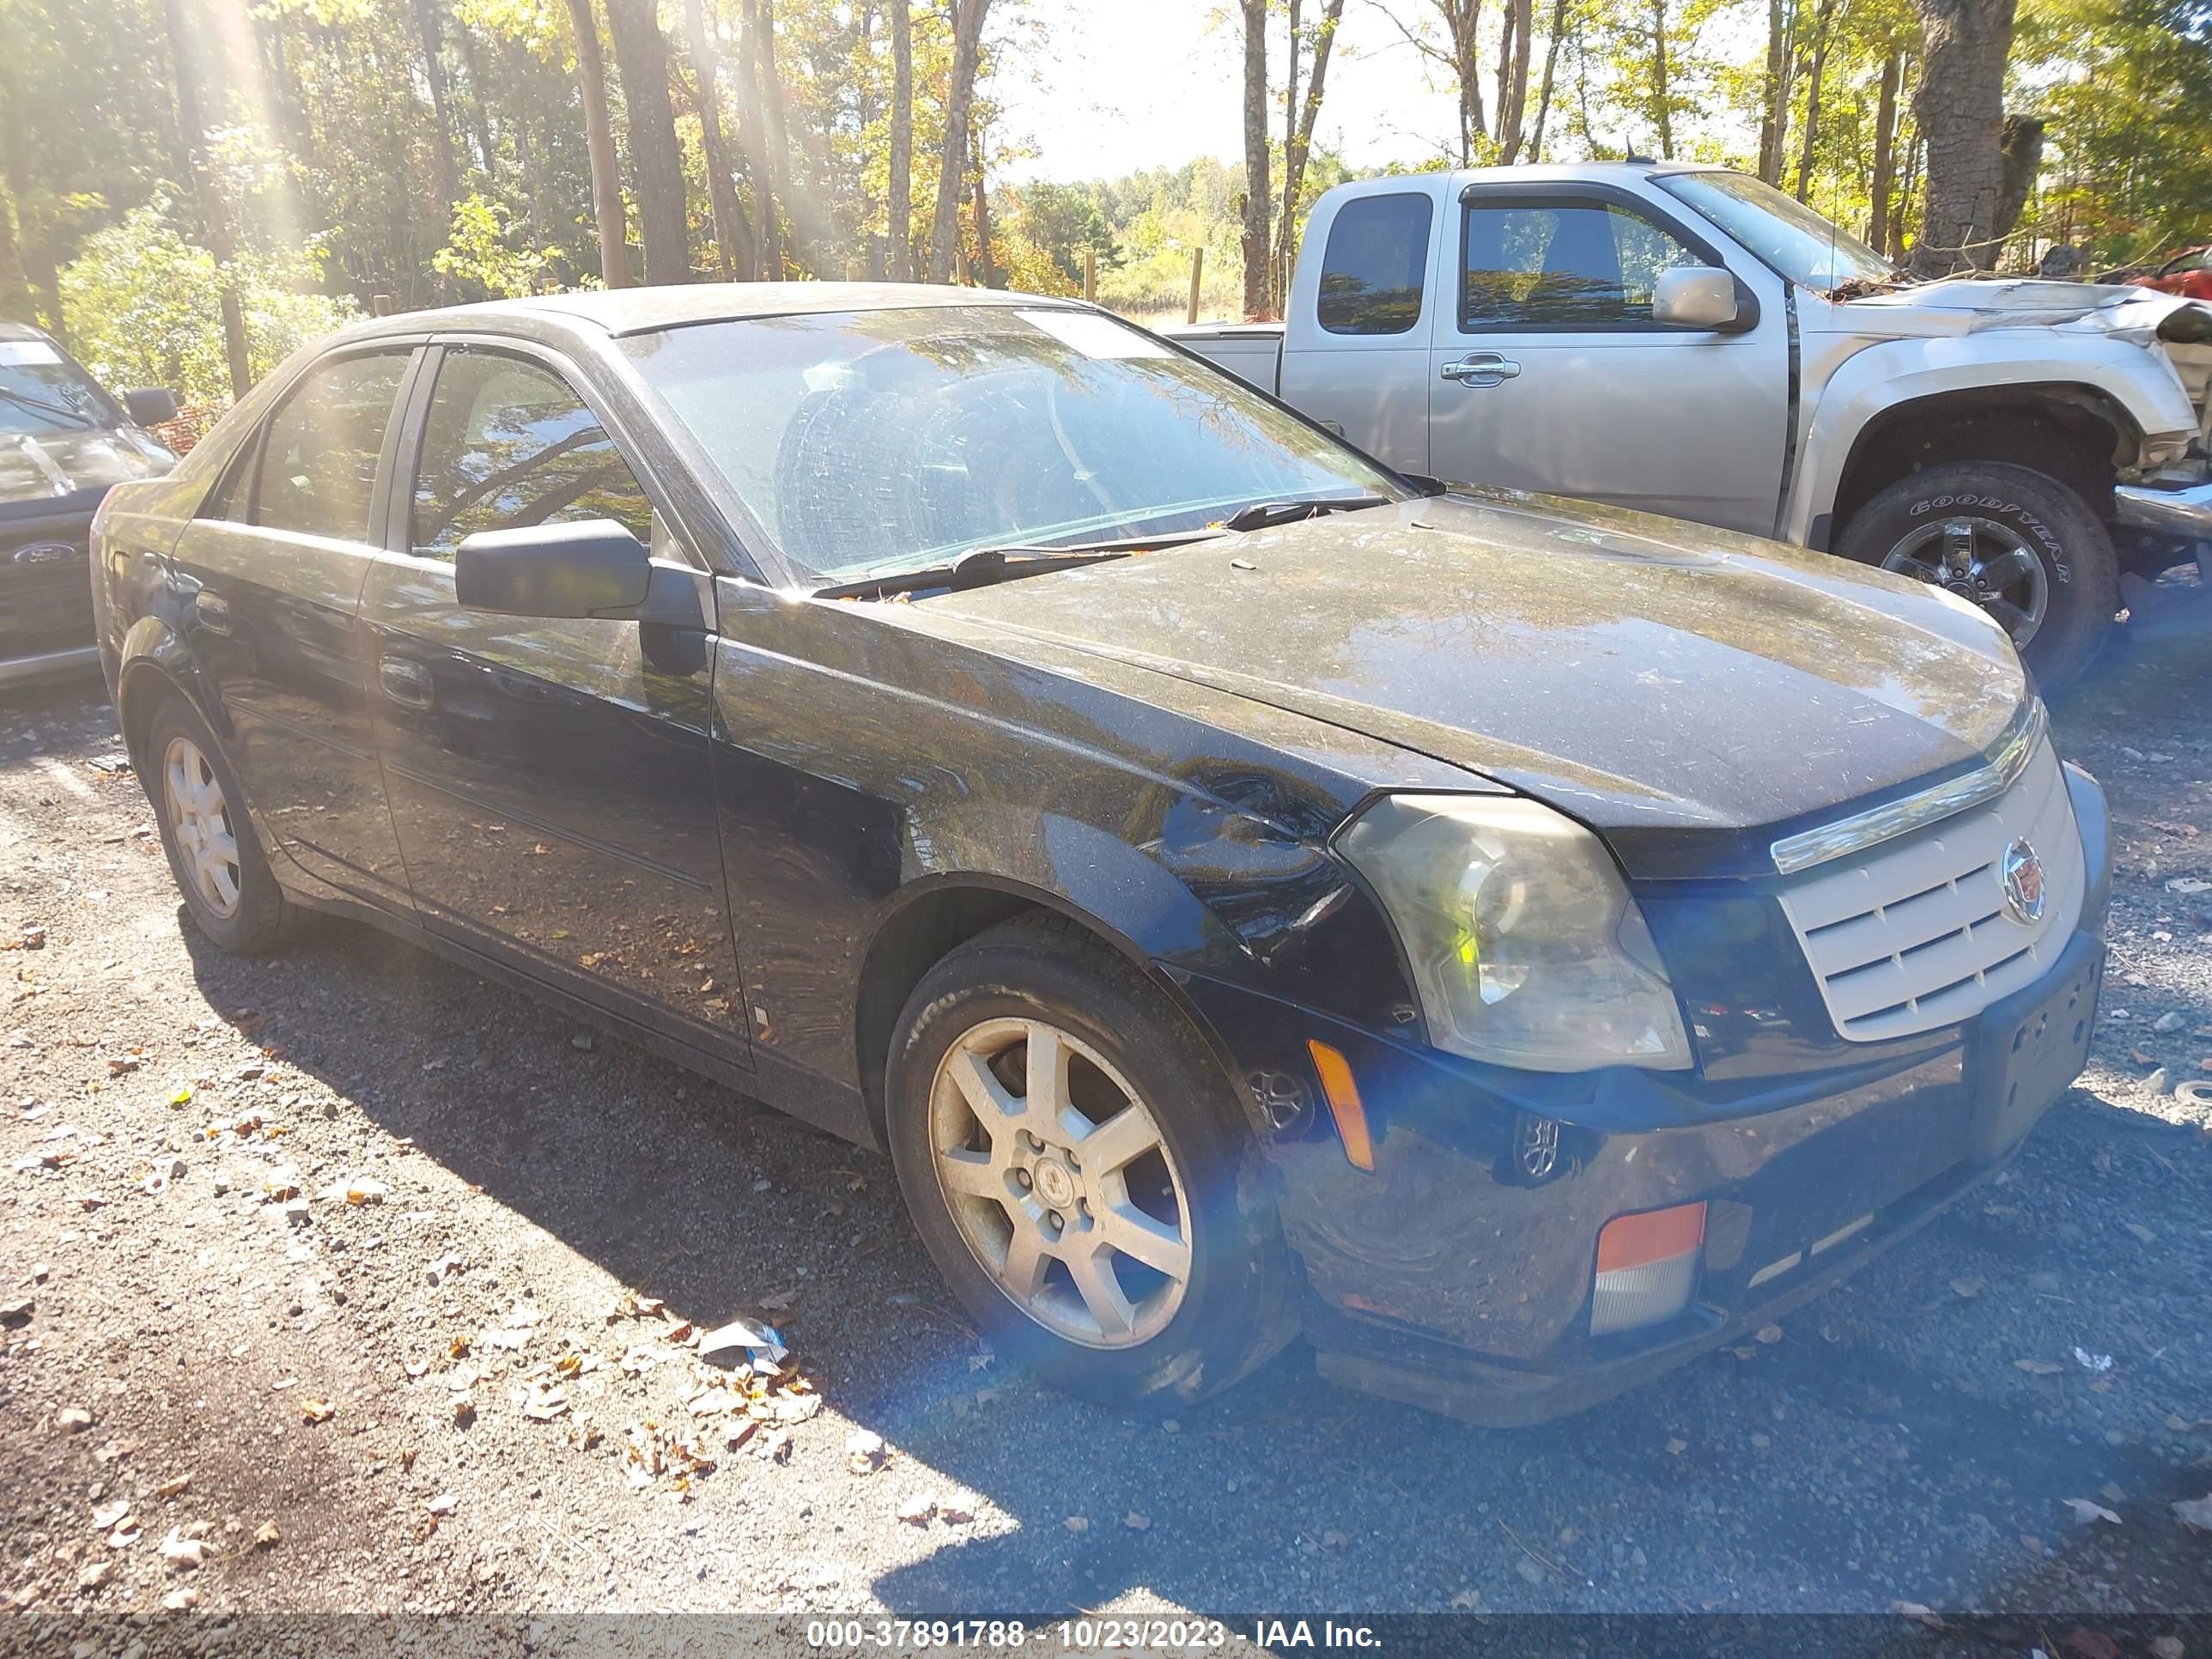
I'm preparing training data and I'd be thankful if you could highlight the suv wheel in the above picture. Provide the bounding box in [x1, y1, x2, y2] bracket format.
[1835, 461, 2118, 693]
[885, 915, 1295, 1408]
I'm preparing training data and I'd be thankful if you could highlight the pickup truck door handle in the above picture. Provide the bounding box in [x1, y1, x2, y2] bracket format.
[377, 655, 436, 712]
[192, 590, 234, 635]
[1441, 353, 1522, 387]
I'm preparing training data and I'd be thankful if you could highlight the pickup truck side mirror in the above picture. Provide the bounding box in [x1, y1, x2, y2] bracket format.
[123, 387, 179, 428]
[1653, 268, 1755, 331]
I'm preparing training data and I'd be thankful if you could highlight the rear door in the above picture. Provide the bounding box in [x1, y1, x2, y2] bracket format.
[159, 345, 420, 905]
[1425, 188, 1789, 532]
[359, 341, 747, 1056]
[1278, 185, 1442, 474]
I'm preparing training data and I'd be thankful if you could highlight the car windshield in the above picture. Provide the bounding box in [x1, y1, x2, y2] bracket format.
[620, 306, 1405, 584]
[1655, 169, 1899, 292]
[0, 338, 121, 435]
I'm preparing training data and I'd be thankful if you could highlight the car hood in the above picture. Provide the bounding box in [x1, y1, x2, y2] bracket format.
[0, 424, 173, 510]
[915, 491, 2029, 878]
[1825, 276, 2211, 338]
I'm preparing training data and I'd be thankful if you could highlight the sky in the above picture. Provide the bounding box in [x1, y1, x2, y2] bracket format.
[992, 0, 1471, 185]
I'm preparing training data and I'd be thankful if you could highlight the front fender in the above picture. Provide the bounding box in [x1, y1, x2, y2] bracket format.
[1784, 331, 2198, 544]
[114, 615, 228, 765]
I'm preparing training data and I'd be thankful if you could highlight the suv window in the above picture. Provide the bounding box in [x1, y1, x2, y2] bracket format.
[252, 352, 410, 540]
[410, 348, 653, 561]
[1461, 201, 1708, 328]
[1317, 193, 1431, 336]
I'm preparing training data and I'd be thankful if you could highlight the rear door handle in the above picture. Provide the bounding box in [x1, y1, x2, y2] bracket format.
[193, 590, 234, 635]
[378, 655, 435, 711]
[1441, 353, 1522, 387]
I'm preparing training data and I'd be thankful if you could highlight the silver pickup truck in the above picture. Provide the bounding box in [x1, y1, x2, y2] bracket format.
[1169, 161, 2212, 690]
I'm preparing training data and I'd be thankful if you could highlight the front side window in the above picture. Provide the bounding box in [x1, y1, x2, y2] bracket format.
[410, 349, 654, 562]
[621, 307, 1406, 584]
[1317, 193, 1432, 336]
[1462, 202, 1708, 328]
[252, 352, 410, 542]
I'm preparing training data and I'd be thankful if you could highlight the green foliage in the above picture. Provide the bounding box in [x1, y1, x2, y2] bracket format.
[58, 202, 359, 403]
[433, 191, 557, 297]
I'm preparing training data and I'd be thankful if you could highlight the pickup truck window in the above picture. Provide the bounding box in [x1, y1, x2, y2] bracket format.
[1460, 202, 1706, 329]
[1652, 170, 1893, 291]
[1317, 193, 1431, 336]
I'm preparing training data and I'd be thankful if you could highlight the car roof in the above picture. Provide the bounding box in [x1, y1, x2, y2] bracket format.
[335, 282, 1080, 345]
[0, 319, 57, 344]
[1440, 160, 1730, 190]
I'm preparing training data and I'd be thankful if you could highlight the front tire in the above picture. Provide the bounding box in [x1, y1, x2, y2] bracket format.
[884, 915, 1295, 1408]
[1834, 461, 2118, 694]
[146, 694, 298, 954]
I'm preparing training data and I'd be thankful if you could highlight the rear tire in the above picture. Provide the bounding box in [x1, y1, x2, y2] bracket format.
[884, 915, 1295, 1409]
[1834, 461, 2118, 694]
[145, 694, 298, 955]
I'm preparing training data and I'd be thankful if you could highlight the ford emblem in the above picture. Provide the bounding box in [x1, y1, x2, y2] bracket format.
[1999, 837, 2046, 925]
[10, 541, 76, 565]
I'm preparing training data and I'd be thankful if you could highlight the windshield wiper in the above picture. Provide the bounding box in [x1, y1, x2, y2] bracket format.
[812, 526, 1229, 600]
[1221, 493, 1391, 532]
[0, 385, 96, 429]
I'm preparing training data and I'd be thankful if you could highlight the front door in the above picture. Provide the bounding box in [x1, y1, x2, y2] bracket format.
[359, 343, 747, 1056]
[1426, 191, 1790, 534]
[159, 346, 419, 905]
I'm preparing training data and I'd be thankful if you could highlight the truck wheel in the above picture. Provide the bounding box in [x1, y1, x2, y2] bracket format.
[1834, 462, 2118, 694]
[884, 914, 1297, 1410]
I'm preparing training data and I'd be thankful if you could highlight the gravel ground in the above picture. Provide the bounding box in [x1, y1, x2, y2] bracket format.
[3, 621, 2211, 1644]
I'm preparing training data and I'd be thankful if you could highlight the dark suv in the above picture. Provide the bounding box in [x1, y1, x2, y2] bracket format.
[0, 321, 179, 688]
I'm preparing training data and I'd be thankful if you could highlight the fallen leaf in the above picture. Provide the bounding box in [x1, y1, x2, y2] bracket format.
[2149, 1638, 2185, 1659]
[1665, 1437, 1687, 1455]
[253, 1520, 280, 1547]
[2066, 1631, 2123, 1659]
[1126, 1511, 1154, 1533]
[2064, 1498, 2123, 1526]
[159, 1530, 207, 1570]
[1319, 1528, 1346, 1549]
[91, 1500, 131, 1529]
[158, 1476, 191, 1500]
[940, 1500, 976, 1525]
[896, 1494, 935, 1525]
[1950, 1276, 1986, 1299]
[845, 1429, 887, 1474]
[1063, 1515, 1089, 1534]
[1754, 1324, 1784, 1345]
[427, 1493, 457, 1516]
[2016, 1358, 2063, 1375]
[1892, 1602, 1947, 1631]
[2174, 1494, 2212, 1533]
[161, 1587, 201, 1612]
[299, 1397, 335, 1424]
[76, 1562, 112, 1592]
[55, 1407, 93, 1434]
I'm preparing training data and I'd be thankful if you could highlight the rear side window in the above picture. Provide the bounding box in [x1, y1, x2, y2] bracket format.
[1316, 193, 1432, 336]
[409, 348, 654, 562]
[1461, 202, 1707, 328]
[252, 352, 410, 541]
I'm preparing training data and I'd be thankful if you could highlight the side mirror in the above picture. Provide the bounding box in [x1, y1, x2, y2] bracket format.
[1653, 267, 1746, 330]
[455, 520, 652, 618]
[123, 387, 179, 428]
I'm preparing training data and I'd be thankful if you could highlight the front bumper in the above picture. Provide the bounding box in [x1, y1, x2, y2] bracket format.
[2114, 477, 2212, 542]
[1172, 769, 2112, 1425]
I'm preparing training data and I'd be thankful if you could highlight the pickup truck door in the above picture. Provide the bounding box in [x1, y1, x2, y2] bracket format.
[1425, 185, 1790, 535]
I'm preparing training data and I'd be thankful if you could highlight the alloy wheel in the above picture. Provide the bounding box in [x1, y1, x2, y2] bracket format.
[162, 735, 242, 921]
[1881, 516, 2049, 647]
[927, 1016, 1192, 1348]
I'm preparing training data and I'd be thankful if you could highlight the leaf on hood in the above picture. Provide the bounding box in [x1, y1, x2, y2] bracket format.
[2063, 1498, 2122, 1526]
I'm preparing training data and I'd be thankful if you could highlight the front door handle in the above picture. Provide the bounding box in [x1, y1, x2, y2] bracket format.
[377, 655, 435, 711]
[193, 590, 234, 635]
[1441, 353, 1522, 387]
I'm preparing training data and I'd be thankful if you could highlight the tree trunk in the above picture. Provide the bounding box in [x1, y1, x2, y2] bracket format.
[0, 55, 53, 335]
[457, 20, 498, 173]
[889, 0, 912, 280]
[1792, 0, 1838, 201]
[1907, 0, 2019, 276]
[606, 0, 690, 285]
[159, 0, 250, 395]
[1496, 0, 1534, 161]
[1238, 0, 1269, 318]
[1993, 112, 2044, 250]
[1527, 0, 1568, 161]
[1278, 0, 1299, 310]
[1868, 47, 1901, 255]
[969, 131, 995, 287]
[1448, 1, 1487, 166]
[1649, 0, 1674, 158]
[756, 0, 802, 274]
[1894, 120, 1923, 260]
[565, 0, 632, 288]
[1279, 0, 1345, 307]
[1756, 0, 1789, 185]
[412, 0, 463, 222]
[927, 0, 989, 284]
[684, 0, 754, 280]
[735, 0, 781, 278]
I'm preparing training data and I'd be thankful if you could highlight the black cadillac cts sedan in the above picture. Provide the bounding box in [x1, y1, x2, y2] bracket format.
[89, 286, 2109, 1423]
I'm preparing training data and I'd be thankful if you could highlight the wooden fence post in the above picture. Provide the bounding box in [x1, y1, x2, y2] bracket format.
[1185, 248, 1204, 325]
[371, 293, 395, 317]
[1083, 248, 1096, 304]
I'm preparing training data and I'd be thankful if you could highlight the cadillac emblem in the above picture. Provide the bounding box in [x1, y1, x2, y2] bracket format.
[1999, 837, 2046, 925]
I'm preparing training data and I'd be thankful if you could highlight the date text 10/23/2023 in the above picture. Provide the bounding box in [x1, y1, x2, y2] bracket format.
[803, 1619, 1384, 1650]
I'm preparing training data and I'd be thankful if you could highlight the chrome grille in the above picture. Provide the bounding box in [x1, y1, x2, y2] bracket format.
[1777, 738, 2083, 1042]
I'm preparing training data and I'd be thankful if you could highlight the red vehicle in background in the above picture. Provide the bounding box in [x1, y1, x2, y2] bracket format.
[2129, 246, 2212, 301]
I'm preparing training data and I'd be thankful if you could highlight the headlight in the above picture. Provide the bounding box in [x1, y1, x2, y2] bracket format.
[1338, 794, 1692, 1073]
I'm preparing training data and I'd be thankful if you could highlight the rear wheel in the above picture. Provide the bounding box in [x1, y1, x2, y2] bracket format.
[146, 695, 297, 954]
[1835, 462, 2118, 694]
[884, 915, 1295, 1407]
